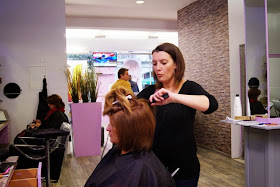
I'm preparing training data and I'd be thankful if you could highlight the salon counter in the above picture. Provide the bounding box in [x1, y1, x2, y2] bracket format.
[222, 117, 280, 187]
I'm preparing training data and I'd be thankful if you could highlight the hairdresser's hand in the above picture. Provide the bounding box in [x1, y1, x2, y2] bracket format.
[149, 88, 173, 106]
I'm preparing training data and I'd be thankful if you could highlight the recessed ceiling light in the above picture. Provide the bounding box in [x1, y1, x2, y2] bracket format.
[136, 1, 144, 4]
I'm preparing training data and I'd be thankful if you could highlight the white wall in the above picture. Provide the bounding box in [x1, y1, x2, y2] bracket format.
[0, 0, 68, 143]
[228, 0, 245, 158]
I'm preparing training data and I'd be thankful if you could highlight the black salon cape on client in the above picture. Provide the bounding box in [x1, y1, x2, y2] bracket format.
[84, 146, 175, 187]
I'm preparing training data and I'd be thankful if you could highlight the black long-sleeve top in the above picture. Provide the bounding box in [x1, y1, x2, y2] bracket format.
[137, 80, 218, 180]
[39, 111, 69, 129]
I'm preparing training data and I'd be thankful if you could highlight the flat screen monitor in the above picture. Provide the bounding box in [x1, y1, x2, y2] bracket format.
[92, 52, 117, 66]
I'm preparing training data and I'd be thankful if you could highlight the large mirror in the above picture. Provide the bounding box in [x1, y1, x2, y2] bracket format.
[245, 0, 280, 118]
[245, 0, 268, 116]
[267, 0, 280, 118]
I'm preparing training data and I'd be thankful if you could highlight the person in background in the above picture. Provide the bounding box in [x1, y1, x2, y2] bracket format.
[85, 87, 175, 187]
[129, 74, 139, 93]
[247, 77, 267, 115]
[28, 94, 69, 130]
[137, 43, 218, 187]
[10, 94, 69, 175]
[14, 94, 69, 143]
[111, 68, 132, 92]
[248, 88, 267, 115]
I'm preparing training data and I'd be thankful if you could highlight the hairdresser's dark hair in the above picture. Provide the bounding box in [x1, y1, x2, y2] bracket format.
[152, 43, 185, 88]
[103, 87, 155, 152]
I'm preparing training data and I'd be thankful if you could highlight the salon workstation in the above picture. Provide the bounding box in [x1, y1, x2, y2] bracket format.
[223, 116, 280, 187]
[222, 0, 280, 186]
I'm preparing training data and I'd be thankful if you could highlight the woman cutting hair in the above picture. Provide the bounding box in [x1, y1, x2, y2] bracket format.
[137, 43, 218, 187]
[85, 87, 175, 187]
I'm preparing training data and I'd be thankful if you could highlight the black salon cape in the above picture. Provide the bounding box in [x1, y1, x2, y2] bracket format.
[84, 147, 175, 187]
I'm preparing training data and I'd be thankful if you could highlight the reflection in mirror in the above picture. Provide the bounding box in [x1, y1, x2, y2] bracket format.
[245, 0, 268, 115]
[267, 0, 280, 117]
[248, 77, 267, 115]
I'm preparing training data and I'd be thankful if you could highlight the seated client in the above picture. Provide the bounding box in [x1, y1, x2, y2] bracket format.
[9, 94, 69, 180]
[14, 94, 69, 143]
[84, 87, 175, 187]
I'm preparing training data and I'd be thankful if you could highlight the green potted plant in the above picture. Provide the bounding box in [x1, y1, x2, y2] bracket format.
[69, 65, 102, 157]
[88, 66, 99, 102]
[66, 67, 80, 103]
[67, 64, 99, 103]
[80, 70, 90, 102]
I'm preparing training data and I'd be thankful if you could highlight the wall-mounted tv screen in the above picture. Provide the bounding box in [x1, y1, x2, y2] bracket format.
[92, 52, 117, 66]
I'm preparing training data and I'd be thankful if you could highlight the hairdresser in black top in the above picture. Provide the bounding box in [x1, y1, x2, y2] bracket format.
[137, 43, 218, 187]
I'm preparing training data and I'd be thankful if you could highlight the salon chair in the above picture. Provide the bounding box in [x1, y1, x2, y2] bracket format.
[9, 122, 71, 186]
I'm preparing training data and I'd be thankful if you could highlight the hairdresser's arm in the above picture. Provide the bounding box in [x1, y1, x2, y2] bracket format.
[150, 88, 210, 112]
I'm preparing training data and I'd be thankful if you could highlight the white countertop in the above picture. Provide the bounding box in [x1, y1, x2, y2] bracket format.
[221, 117, 280, 130]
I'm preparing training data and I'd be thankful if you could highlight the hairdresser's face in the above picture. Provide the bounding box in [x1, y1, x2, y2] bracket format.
[106, 117, 119, 144]
[152, 51, 176, 84]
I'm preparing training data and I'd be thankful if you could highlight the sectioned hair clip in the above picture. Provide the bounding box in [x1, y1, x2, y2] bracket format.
[112, 95, 132, 105]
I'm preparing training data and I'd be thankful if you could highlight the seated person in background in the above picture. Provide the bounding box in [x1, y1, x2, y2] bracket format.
[9, 94, 69, 174]
[248, 88, 267, 115]
[28, 94, 68, 130]
[14, 94, 69, 143]
[85, 87, 175, 187]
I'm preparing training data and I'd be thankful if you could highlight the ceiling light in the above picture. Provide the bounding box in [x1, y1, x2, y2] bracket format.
[66, 29, 96, 38]
[148, 35, 159, 39]
[95, 35, 106, 38]
[136, 1, 144, 4]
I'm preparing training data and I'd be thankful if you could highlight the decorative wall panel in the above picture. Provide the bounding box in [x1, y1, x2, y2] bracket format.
[178, 0, 231, 154]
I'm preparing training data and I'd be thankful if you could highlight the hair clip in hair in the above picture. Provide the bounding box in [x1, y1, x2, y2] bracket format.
[112, 95, 132, 105]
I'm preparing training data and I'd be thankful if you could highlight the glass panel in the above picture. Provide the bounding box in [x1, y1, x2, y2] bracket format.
[67, 52, 154, 96]
[245, 0, 268, 116]
[117, 53, 153, 93]
[267, 0, 280, 117]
